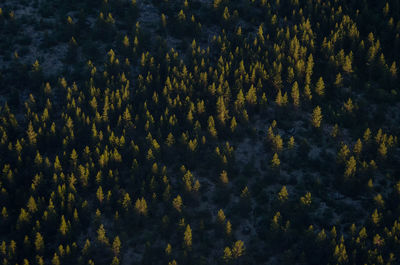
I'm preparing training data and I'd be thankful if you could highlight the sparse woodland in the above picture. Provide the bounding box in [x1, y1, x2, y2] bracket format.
[0, 0, 399, 264]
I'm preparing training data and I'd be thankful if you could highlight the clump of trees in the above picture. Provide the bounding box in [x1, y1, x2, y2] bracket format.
[0, 0, 399, 264]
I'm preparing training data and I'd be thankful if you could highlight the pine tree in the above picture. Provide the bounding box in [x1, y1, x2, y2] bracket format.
[257, 24, 265, 43]
[111, 257, 120, 265]
[187, 110, 193, 123]
[353, 139, 362, 156]
[70, 149, 78, 167]
[337, 144, 350, 163]
[165, 243, 172, 255]
[223, 247, 232, 262]
[161, 13, 167, 28]
[193, 180, 201, 192]
[147, 148, 154, 160]
[187, 139, 197, 152]
[304, 84, 312, 100]
[184, 224, 192, 249]
[59, 215, 68, 236]
[373, 234, 384, 247]
[245, 85, 257, 105]
[288, 136, 295, 149]
[178, 9, 186, 21]
[96, 186, 104, 204]
[333, 243, 348, 264]
[183, 170, 194, 192]
[220, 170, 229, 185]
[317, 229, 327, 242]
[216, 96, 229, 124]
[82, 239, 91, 255]
[34, 151, 43, 168]
[34, 232, 44, 252]
[363, 128, 371, 142]
[52, 253, 60, 265]
[343, 55, 353, 73]
[300, 192, 312, 206]
[123, 35, 130, 48]
[260, 92, 268, 106]
[273, 134, 283, 153]
[37, 256, 44, 265]
[27, 196, 37, 213]
[331, 124, 339, 138]
[278, 186, 288, 202]
[371, 209, 381, 225]
[222, 7, 230, 21]
[208, 116, 218, 137]
[230, 117, 237, 133]
[242, 109, 249, 122]
[231, 240, 245, 258]
[343, 98, 354, 113]
[305, 54, 314, 85]
[122, 193, 131, 211]
[271, 153, 280, 168]
[267, 125, 274, 141]
[23, 235, 30, 254]
[291, 81, 300, 107]
[226, 220, 232, 236]
[344, 156, 356, 178]
[240, 186, 249, 199]
[123, 107, 131, 123]
[389, 62, 397, 78]
[315, 77, 325, 96]
[97, 224, 109, 245]
[287, 67, 295, 84]
[378, 142, 387, 158]
[134, 197, 148, 216]
[373, 194, 385, 208]
[112, 236, 121, 256]
[73, 208, 79, 223]
[375, 129, 383, 144]
[17, 208, 30, 228]
[275, 90, 283, 106]
[173, 195, 183, 212]
[1, 207, 8, 220]
[234, 89, 245, 112]
[217, 209, 226, 224]
[32, 60, 41, 72]
[166, 133, 175, 147]
[213, 0, 222, 9]
[334, 73, 343, 87]
[0, 241, 5, 256]
[311, 106, 322, 128]
[27, 122, 37, 145]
